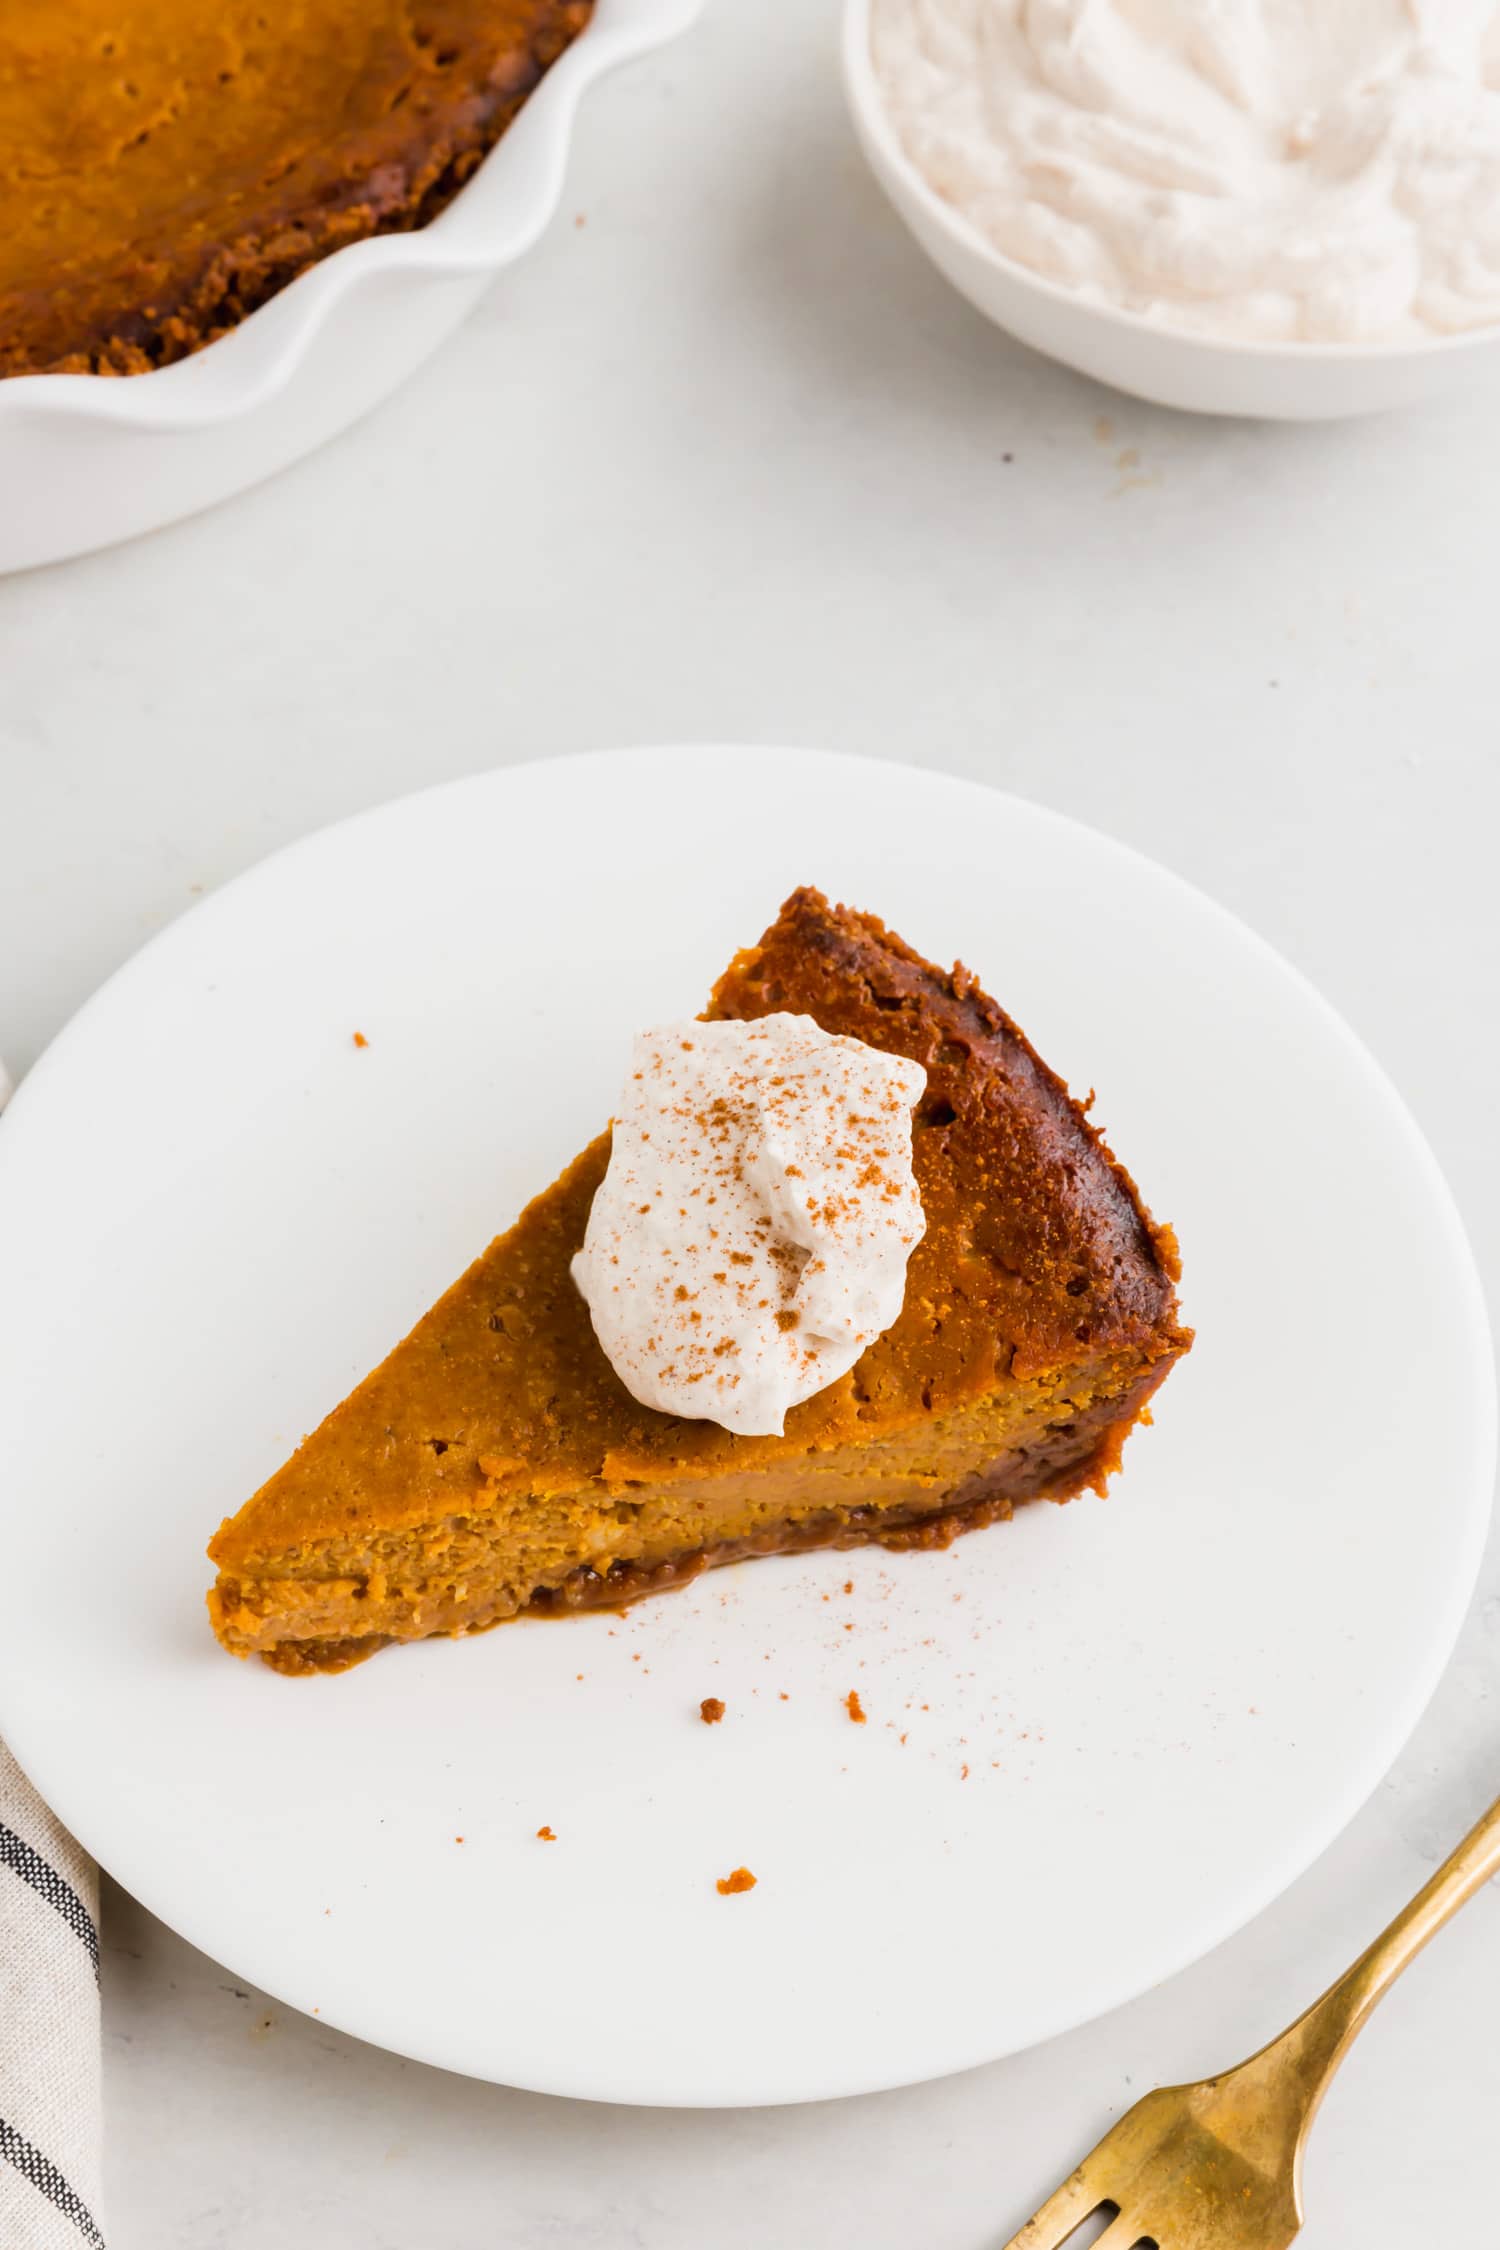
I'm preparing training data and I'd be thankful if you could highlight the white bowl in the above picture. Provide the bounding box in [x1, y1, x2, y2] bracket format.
[842, 0, 1500, 421]
[0, 0, 701, 575]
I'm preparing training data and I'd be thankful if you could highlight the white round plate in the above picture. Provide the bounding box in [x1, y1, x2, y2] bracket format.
[0, 748, 1491, 2107]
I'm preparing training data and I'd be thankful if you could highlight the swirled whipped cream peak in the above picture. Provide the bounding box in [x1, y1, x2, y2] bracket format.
[572, 1015, 927, 1437]
[872, 0, 1500, 341]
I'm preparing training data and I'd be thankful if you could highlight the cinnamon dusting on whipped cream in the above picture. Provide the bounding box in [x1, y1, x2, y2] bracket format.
[572, 1015, 926, 1436]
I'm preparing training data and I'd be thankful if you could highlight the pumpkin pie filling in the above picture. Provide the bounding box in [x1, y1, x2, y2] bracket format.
[0, 0, 593, 378]
[208, 888, 1191, 1672]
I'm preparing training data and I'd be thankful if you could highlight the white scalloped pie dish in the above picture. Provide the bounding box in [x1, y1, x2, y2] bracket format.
[0, 0, 701, 576]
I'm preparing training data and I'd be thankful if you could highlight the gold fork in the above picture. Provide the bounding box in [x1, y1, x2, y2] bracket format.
[1003, 1789, 1500, 2250]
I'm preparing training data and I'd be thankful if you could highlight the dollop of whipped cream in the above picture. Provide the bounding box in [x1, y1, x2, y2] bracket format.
[572, 1015, 927, 1436]
[872, 0, 1500, 340]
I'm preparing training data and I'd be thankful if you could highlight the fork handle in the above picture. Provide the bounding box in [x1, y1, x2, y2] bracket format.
[1273, 1787, 1500, 2105]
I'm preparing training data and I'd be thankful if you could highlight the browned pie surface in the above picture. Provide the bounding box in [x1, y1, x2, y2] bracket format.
[0, 0, 592, 377]
[209, 889, 1191, 1670]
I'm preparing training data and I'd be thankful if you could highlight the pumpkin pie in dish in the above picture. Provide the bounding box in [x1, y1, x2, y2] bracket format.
[0, 0, 592, 378]
[207, 888, 1191, 1673]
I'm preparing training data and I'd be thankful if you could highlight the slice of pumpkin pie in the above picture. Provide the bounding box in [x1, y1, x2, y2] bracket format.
[208, 888, 1190, 1673]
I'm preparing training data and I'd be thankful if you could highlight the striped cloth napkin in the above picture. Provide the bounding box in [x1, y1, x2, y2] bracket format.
[0, 1747, 104, 2248]
[0, 1055, 106, 2247]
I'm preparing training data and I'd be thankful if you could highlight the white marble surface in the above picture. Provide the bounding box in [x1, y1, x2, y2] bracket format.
[2, 1, 1498, 2243]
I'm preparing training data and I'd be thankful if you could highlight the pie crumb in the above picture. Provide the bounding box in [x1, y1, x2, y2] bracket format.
[716, 1867, 756, 1896]
[700, 1696, 726, 1725]
[845, 1690, 867, 1724]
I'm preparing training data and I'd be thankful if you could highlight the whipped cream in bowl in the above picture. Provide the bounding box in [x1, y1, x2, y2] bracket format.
[572, 1015, 926, 1436]
[844, 0, 1500, 414]
[871, 0, 1500, 344]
